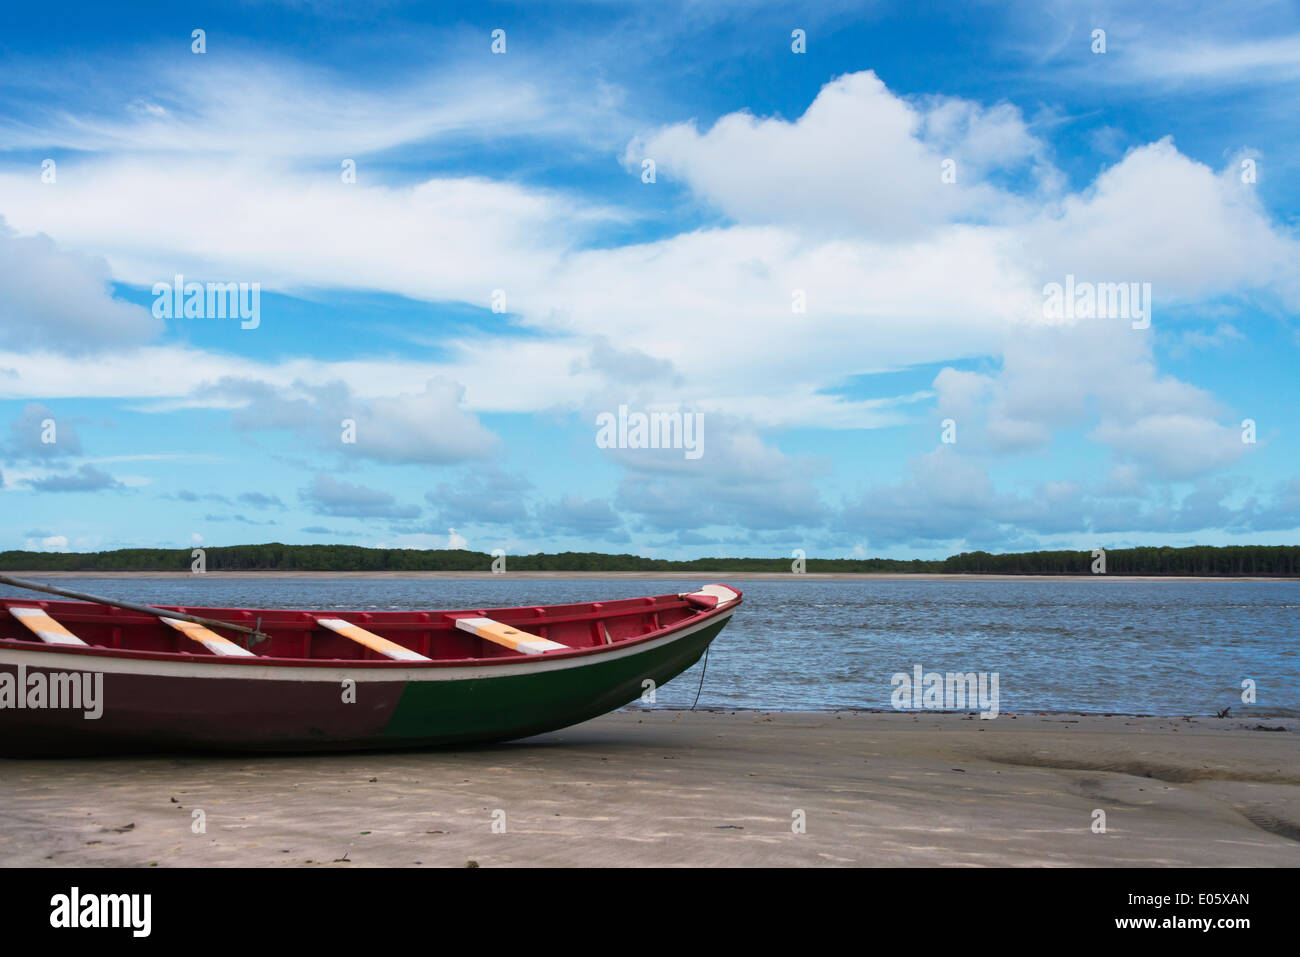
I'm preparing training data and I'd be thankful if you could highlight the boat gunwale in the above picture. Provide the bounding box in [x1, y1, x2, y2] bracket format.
[0, 586, 742, 670]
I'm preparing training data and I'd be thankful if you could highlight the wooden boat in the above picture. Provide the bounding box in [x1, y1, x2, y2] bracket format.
[0, 583, 741, 755]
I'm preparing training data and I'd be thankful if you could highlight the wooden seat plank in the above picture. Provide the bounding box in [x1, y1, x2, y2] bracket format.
[161, 616, 256, 657]
[9, 606, 88, 646]
[314, 618, 430, 661]
[455, 617, 569, 655]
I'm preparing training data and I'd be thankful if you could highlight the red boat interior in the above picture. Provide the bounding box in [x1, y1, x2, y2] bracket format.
[0, 586, 739, 664]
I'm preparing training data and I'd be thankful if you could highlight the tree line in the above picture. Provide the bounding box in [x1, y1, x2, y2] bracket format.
[0, 543, 1297, 575]
[940, 546, 1300, 577]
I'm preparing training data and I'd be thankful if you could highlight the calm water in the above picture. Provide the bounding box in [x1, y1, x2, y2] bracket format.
[4, 577, 1297, 716]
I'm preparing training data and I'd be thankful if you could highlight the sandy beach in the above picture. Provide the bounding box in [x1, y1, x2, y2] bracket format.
[2, 710, 1296, 867]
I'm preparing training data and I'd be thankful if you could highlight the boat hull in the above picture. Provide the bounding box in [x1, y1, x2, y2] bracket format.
[0, 611, 731, 756]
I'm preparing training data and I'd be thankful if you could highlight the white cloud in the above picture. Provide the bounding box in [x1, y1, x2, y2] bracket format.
[538, 496, 629, 542]
[425, 467, 533, 528]
[0, 54, 633, 158]
[345, 379, 500, 465]
[625, 71, 1055, 238]
[217, 376, 500, 466]
[1018, 139, 1300, 306]
[1091, 414, 1243, 481]
[0, 163, 616, 304]
[931, 319, 1245, 480]
[299, 474, 420, 519]
[836, 447, 1295, 550]
[24, 463, 121, 493]
[1092, 34, 1300, 87]
[608, 415, 831, 533]
[5, 402, 83, 458]
[0, 219, 157, 352]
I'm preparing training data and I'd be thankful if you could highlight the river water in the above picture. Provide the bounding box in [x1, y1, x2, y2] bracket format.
[3, 577, 1296, 716]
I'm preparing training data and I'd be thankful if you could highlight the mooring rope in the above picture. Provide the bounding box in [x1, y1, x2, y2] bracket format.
[690, 646, 710, 711]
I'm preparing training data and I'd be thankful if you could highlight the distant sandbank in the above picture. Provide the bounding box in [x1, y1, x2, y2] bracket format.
[2, 570, 1295, 582]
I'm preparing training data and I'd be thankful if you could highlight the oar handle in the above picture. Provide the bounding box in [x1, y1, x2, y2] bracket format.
[0, 573, 269, 642]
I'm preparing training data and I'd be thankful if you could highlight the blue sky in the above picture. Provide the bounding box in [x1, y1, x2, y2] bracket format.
[1, 0, 1298, 560]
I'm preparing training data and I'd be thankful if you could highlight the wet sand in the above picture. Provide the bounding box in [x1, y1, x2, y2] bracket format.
[1, 711, 1296, 867]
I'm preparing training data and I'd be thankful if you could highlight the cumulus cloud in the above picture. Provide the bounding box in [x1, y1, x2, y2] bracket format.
[840, 448, 1013, 548]
[1091, 414, 1243, 481]
[538, 495, 629, 542]
[350, 379, 501, 465]
[931, 319, 1244, 481]
[5, 402, 82, 458]
[237, 491, 286, 510]
[569, 337, 682, 385]
[0, 220, 157, 352]
[1018, 139, 1300, 307]
[607, 416, 831, 533]
[425, 467, 534, 528]
[625, 71, 1056, 238]
[838, 451, 1298, 550]
[213, 376, 499, 465]
[298, 474, 420, 519]
[26, 463, 120, 493]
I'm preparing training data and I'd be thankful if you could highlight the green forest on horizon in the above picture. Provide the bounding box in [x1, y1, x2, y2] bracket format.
[1, 544, 1298, 576]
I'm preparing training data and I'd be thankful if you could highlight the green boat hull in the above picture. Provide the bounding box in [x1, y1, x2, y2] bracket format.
[383, 615, 728, 747]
